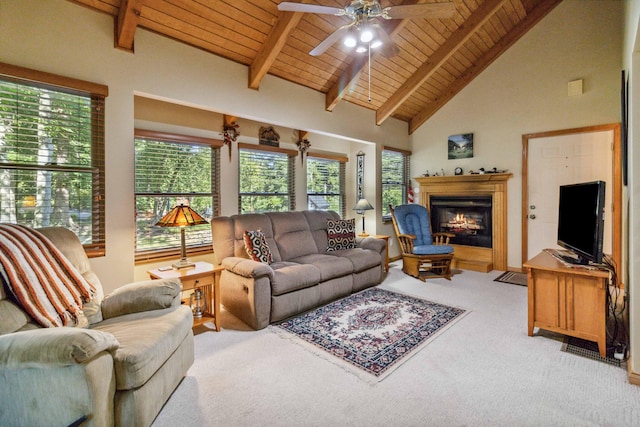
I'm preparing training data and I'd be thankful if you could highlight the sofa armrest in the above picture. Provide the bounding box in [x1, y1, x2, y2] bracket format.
[0, 327, 119, 367]
[357, 236, 387, 254]
[222, 257, 274, 280]
[101, 279, 182, 319]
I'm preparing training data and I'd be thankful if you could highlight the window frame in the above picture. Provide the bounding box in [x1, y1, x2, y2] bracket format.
[133, 129, 222, 264]
[237, 142, 297, 213]
[306, 152, 347, 217]
[0, 62, 107, 257]
[381, 146, 412, 222]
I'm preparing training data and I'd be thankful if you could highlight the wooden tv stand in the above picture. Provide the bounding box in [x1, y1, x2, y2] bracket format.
[524, 251, 609, 357]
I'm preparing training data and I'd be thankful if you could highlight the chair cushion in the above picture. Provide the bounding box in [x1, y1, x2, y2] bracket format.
[326, 219, 356, 251]
[92, 305, 192, 390]
[393, 204, 434, 246]
[413, 244, 454, 255]
[243, 229, 273, 264]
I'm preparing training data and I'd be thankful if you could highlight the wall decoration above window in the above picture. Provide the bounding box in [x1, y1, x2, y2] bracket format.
[222, 115, 239, 161]
[448, 133, 474, 159]
[259, 126, 280, 147]
[296, 130, 311, 165]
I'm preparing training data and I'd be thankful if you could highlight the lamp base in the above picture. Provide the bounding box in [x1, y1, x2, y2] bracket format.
[359, 232, 370, 237]
[172, 260, 195, 270]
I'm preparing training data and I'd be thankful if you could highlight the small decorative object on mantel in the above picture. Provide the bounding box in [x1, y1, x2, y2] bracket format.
[296, 130, 311, 165]
[259, 126, 280, 147]
[454, 167, 463, 175]
[222, 115, 239, 161]
[470, 167, 508, 175]
[448, 133, 474, 159]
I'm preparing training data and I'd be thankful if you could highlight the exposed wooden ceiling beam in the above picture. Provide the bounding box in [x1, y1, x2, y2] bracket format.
[249, 11, 304, 90]
[115, 0, 144, 52]
[375, 0, 509, 126]
[325, 0, 426, 112]
[408, 0, 563, 134]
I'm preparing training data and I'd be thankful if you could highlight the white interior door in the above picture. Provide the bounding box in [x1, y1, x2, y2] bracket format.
[527, 130, 613, 257]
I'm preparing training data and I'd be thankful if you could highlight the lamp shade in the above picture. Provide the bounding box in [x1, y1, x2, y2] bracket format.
[353, 198, 374, 213]
[155, 204, 208, 228]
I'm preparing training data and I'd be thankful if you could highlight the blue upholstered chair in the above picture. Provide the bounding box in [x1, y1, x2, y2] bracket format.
[389, 204, 455, 280]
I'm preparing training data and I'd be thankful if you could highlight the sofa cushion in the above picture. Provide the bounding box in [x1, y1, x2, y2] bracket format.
[267, 212, 318, 260]
[326, 218, 356, 251]
[92, 305, 192, 390]
[329, 248, 382, 273]
[290, 254, 353, 281]
[270, 263, 321, 296]
[243, 229, 273, 264]
[302, 210, 341, 253]
[231, 214, 282, 262]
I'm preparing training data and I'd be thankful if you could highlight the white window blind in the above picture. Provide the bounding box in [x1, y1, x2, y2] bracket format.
[382, 147, 411, 220]
[134, 130, 220, 261]
[238, 145, 295, 213]
[307, 156, 346, 217]
[0, 68, 106, 254]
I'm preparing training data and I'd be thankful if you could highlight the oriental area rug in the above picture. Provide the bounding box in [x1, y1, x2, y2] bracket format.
[273, 287, 467, 381]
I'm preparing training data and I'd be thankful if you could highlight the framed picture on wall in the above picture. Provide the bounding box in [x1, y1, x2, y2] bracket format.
[448, 133, 474, 159]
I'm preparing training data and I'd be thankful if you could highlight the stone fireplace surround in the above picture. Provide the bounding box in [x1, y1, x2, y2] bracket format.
[416, 173, 512, 272]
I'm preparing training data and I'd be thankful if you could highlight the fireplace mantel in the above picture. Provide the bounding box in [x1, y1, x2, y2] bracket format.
[415, 173, 512, 272]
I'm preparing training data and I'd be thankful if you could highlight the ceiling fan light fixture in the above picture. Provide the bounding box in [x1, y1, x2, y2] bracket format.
[370, 39, 383, 49]
[359, 27, 374, 43]
[344, 34, 357, 47]
[355, 45, 367, 53]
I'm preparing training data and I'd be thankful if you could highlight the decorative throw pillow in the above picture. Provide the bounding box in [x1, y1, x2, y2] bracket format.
[243, 229, 273, 264]
[326, 218, 356, 251]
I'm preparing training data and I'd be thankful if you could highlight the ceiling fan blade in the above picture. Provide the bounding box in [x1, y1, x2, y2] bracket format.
[309, 24, 351, 56]
[277, 2, 344, 15]
[383, 2, 456, 20]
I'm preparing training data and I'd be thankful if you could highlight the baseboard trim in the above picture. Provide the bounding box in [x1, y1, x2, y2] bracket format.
[627, 357, 640, 386]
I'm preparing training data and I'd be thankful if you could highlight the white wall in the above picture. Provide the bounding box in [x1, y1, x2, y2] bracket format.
[0, 0, 409, 292]
[409, 0, 623, 269]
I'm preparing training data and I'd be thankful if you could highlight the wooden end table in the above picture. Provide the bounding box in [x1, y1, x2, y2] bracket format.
[148, 261, 223, 332]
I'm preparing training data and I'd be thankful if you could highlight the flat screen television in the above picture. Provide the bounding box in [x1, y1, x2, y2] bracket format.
[557, 180, 606, 265]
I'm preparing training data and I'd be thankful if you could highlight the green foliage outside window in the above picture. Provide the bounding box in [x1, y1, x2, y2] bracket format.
[0, 79, 100, 244]
[306, 157, 344, 216]
[239, 148, 293, 213]
[382, 149, 409, 219]
[134, 137, 215, 252]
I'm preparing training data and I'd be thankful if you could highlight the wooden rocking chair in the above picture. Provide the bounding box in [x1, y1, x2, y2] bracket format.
[389, 204, 455, 281]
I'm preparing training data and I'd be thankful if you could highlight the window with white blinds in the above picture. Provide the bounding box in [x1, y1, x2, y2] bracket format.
[382, 147, 411, 220]
[134, 129, 220, 261]
[0, 64, 106, 255]
[307, 156, 346, 217]
[238, 144, 296, 213]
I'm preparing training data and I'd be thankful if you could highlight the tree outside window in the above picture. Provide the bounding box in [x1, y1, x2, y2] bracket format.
[306, 156, 346, 217]
[382, 148, 411, 220]
[0, 70, 106, 254]
[238, 146, 295, 213]
[134, 130, 220, 261]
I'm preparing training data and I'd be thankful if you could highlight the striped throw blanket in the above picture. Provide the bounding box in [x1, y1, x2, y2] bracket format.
[0, 224, 95, 327]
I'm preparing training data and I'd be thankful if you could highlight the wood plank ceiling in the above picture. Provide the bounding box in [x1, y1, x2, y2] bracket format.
[68, 0, 562, 134]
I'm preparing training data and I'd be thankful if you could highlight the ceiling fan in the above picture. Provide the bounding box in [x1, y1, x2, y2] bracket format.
[278, 1, 456, 57]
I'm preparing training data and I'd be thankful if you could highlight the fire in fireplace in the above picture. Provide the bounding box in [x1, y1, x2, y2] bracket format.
[430, 196, 493, 248]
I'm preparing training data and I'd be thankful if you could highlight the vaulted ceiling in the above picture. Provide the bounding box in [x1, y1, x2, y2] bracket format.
[68, 0, 562, 134]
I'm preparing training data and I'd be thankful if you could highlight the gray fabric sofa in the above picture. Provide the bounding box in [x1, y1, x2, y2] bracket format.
[211, 210, 386, 330]
[0, 227, 194, 427]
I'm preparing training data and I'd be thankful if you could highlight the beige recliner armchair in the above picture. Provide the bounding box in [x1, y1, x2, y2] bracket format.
[0, 227, 194, 427]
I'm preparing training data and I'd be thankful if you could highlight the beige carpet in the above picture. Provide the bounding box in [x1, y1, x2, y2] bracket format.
[152, 263, 640, 427]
